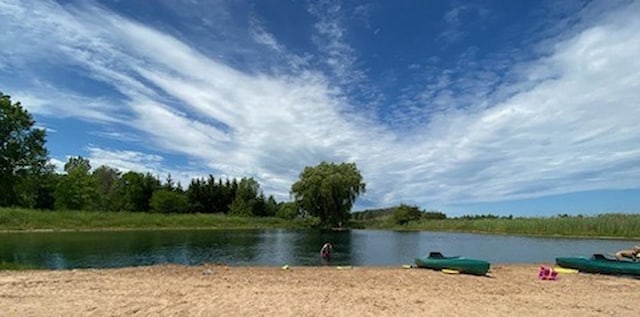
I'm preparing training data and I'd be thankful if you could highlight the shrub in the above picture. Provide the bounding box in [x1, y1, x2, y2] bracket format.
[422, 210, 447, 220]
[228, 196, 254, 217]
[149, 190, 188, 213]
[392, 204, 422, 225]
[276, 202, 298, 220]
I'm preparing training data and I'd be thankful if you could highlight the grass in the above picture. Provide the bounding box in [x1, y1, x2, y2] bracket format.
[355, 213, 640, 239]
[3, 208, 640, 239]
[0, 261, 40, 270]
[0, 207, 306, 231]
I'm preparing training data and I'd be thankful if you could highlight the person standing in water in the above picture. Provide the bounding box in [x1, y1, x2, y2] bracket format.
[615, 246, 640, 261]
[320, 243, 333, 261]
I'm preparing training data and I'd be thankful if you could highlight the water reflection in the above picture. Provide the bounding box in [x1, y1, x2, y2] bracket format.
[0, 229, 637, 269]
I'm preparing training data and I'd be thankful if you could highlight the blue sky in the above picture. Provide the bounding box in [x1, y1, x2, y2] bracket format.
[1, 0, 640, 216]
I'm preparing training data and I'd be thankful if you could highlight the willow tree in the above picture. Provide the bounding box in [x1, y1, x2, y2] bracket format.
[291, 162, 365, 227]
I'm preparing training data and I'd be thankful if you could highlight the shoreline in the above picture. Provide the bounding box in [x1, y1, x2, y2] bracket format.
[3, 208, 640, 239]
[0, 226, 275, 233]
[1, 227, 639, 241]
[1, 264, 638, 316]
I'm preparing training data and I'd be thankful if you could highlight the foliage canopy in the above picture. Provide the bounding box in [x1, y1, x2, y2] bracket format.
[0, 92, 48, 207]
[291, 162, 365, 227]
[392, 204, 423, 225]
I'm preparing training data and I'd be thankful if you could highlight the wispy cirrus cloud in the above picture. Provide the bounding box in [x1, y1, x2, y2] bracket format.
[1, 0, 639, 211]
[87, 147, 163, 171]
[306, 0, 370, 93]
[439, 3, 490, 44]
[368, 0, 640, 205]
[249, 17, 283, 52]
[12, 89, 125, 123]
[306, 0, 384, 115]
[0, 0, 389, 200]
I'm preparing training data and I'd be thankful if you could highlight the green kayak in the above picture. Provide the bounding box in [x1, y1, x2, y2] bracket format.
[415, 252, 490, 276]
[556, 254, 640, 276]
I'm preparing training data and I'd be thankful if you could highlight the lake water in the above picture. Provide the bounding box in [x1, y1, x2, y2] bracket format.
[0, 229, 637, 269]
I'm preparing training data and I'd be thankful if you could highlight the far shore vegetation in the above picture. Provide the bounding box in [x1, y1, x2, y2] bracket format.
[2, 92, 364, 230]
[2, 92, 638, 239]
[352, 206, 640, 239]
[2, 207, 640, 239]
[0, 208, 306, 231]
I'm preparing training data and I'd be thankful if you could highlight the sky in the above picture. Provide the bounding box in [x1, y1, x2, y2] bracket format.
[1, 0, 639, 217]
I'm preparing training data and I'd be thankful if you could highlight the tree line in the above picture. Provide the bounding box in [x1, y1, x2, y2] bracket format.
[352, 204, 447, 225]
[23, 155, 282, 217]
[1, 92, 366, 226]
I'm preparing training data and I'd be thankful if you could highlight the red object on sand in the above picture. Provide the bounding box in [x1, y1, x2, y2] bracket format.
[538, 266, 558, 280]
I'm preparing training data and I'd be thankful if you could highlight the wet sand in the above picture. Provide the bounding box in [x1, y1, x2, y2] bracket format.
[1, 264, 638, 316]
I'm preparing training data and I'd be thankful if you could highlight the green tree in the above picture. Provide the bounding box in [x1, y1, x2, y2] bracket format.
[55, 156, 96, 210]
[422, 210, 447, 220]
[222, 178, 239, 214]
[120, 171, 160, 212]
[276, 201, 299, 220]
[185, 175, 236, 214]
[15, 163, 57, 209]
[149, 189, 188, 213]
[186, 178, 207, 213]
[264, 195, 278, 217]
[0, 92, 49, 206]
[163, 173, 175, 191]
[64, 156, 91, 172]
[252, 193, 267, 217]
[228, 177, 260, 217]
[291, 162, 365, 227]
[228, 197, 253, 217]
[92, 165, 123, 211]
[392, 204, 423, 225]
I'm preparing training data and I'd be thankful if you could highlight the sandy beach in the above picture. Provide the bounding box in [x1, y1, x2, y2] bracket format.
[1, 264, 638, 316]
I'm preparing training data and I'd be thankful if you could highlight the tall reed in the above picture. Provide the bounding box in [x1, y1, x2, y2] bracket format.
[368, 213, 640, 238]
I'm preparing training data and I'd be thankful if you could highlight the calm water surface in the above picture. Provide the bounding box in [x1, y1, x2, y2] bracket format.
[0, 229, 637, 269]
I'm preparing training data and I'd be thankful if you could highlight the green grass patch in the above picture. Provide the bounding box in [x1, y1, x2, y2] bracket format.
[5, 208, 640, 238]
[356, 213, 640, 239]
[0, 208, 305, 231]
[0, 261, 40, 270]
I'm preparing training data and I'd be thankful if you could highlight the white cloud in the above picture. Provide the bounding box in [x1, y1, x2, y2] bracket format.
[34, 125, 56, 133]
[249, 17, 282, 52]
[369, 1, 640, 205]
[1, 0, 639, 209]
[47, 158, 66, 174]
[86, 147, 204, 187]
[90, 131, 142, 144]
[307, 0, 365, 88]
[439, 4, 490, 44]
[13, 89, 123, 123]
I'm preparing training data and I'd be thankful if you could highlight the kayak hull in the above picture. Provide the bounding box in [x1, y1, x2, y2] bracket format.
[415, 252, 490, 276]
[556, 255, 640, 276]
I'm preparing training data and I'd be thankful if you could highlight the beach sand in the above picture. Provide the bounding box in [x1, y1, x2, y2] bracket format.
[1, 264, 638, 316]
